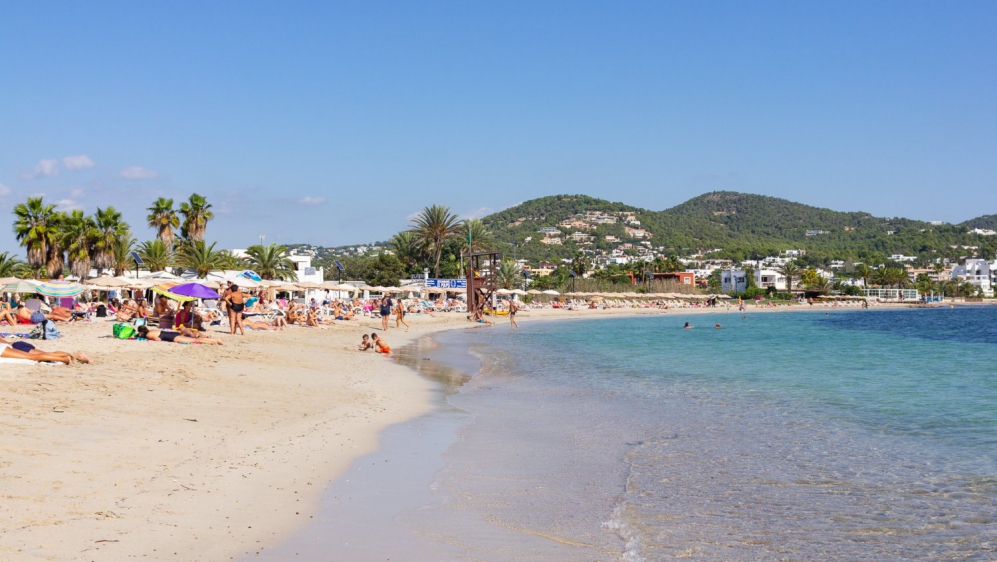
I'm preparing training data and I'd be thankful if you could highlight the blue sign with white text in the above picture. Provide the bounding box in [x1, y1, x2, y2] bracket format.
[426, 278, 466, 289]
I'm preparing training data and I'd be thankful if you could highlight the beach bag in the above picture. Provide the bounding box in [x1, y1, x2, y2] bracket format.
[29, 311, 46, 324]
[29, 319, 61, 340]
[95, 304, 107, 318]
[113, 323, 135, 339]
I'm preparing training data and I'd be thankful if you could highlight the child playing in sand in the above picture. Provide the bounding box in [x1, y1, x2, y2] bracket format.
[358, 334, 373, 351]
[371, 333, 390, 354]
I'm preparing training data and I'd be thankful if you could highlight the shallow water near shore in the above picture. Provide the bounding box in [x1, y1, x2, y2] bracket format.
[257, 307, 997, 560]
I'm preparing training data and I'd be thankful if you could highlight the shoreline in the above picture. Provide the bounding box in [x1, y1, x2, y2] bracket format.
[1, 301, 988, 560]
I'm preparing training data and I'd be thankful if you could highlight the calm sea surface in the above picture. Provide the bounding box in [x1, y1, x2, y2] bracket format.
[257, 307, 997, 561]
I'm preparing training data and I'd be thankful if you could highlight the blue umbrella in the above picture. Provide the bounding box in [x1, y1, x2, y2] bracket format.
[240, 271, 262, 282]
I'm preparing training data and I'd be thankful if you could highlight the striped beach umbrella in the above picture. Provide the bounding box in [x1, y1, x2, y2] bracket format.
[35, 280, 85, 297]
[2, 280, 40, 293]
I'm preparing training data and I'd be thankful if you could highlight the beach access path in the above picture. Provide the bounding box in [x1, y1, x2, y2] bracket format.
[0, 300, 938, 561]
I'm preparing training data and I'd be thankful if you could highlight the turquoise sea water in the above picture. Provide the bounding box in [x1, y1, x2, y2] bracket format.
[412, 308, 997, 560]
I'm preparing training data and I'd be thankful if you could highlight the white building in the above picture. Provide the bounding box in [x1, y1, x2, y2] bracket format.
[969, 228, 997, 236]
[721, 270, 749, 293]
[950, 257, 995, 296]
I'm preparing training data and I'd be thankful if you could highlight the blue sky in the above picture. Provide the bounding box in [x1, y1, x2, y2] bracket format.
[2, 1, 995, 252]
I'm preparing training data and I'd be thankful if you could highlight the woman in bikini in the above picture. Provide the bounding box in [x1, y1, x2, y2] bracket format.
[1, 337, 92, 364]
[226, 284, 246, 336]
[136, 325, 223, 345]
[394, 299, 410, 331]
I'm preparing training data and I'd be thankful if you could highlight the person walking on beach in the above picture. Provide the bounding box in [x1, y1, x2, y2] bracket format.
[394, 299, 410, 331]
[379, 295, 393, 331]
[226, 284, 247, 336]
[508, 300, 519, 329]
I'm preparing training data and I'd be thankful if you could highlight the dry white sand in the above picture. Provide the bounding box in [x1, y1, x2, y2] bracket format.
[0, 299, 931, 561]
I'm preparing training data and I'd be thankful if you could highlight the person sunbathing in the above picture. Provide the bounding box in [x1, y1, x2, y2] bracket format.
[243, 319, 280, 331]
[116, 299, 139, 322]
[0, 338, 91, 364]
[371, 333, 390, 354]
[135, 325, 223, 345]
[304, 308, 332, 327]
[285, 302, 303, 325]
[0, 302, 18, 326]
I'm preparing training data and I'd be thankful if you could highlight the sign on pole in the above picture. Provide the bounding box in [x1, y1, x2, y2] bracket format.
[426, 278, 467, 289]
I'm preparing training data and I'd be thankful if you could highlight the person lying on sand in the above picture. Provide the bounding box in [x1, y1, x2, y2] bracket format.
[136, 325, 223, 345]
[371, 333, 390, 354]
[243, 318, 286, 331]
[358, 334, 373, 351]
[0, 338, 91, 364]
[0, 302, 18, 326]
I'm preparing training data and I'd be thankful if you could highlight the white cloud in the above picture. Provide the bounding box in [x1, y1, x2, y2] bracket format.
[299, 196, 326, 205]
[22, 159, 60, 179]
[0, 183, 10, 197]
[70, 188, 85, 199]
[54, 199, 82, 211]
[120, 166, 159, 180]
[62, 155, 95, 170]
[462, 206, 495, 219]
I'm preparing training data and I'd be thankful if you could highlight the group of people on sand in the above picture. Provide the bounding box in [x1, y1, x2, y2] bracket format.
[357, 333, 391, 354]
[0, 298, 78, 326]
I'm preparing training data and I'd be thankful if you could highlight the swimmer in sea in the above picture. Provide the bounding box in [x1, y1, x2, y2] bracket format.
[683, 322, 694, 329]
[715, 323, 722, 329]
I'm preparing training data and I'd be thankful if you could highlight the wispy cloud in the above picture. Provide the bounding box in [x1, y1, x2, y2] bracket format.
[461, 206, 494, 219]
[22, 159, 60, 179]
[120, 166, 158, 180]
[54, 198, 82, 211]
[0, 183, 10, 197]
[299, 196, 326, 205]
[62, 155, 95, 170]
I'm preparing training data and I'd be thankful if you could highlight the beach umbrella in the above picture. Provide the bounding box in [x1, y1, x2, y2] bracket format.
[239, 270, 263, 282]
[1, 280, 40, 293]
[511, 289, 527, 295]
[542, 289, 560, 295]
[526, 289, 543, 295]
[87, 275, 131, 288]
[0, 277, 23, 286]
[295, 280, 324, 289]
[34, 280, 84, 298]
[169, 282, 221, 300]
[496, 289, 512, 295]
[151, 282, 199, 302]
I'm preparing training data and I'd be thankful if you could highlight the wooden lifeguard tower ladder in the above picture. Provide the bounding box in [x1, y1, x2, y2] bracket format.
[466, 250, 501, 314]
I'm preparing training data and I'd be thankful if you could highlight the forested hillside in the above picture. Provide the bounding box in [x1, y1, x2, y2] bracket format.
[481, 192, 997, 264]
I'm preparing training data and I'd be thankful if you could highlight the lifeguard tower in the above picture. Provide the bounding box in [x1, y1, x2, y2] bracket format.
[466, 250, 501, 314]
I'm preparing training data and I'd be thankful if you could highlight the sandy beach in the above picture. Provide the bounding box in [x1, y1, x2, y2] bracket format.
[0, 300, 948, 561]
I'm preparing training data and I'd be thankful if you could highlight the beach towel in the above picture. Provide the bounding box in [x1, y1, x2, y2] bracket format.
[113, 323, 135, 339]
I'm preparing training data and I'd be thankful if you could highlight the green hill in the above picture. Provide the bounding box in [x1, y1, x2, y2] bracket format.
[482, 192, 997, 264]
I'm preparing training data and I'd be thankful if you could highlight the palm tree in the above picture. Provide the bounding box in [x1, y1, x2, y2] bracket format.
[458, 219, 493, 255]
[777, 260, 801, 292]
[0, 251, 26, 278]
[42, 211, 68, 278]
[243, 243, 296, 281]
[388, 231, 424, 271]
[111, 233, 137, 276]
[179, 193, 214, 242]
[854, 263, 871, 287]
[495, 259, 522, 289]
[62, 209, 99, 280]
[137, 239, 173, 272]
[146, 197, 180, 250]
[179, 240, 228, 278]
[12, 196, 58, 277]
[93, 206, 130, 275]
[410, 205, 460, 278]
[570, 253, 590, 277]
